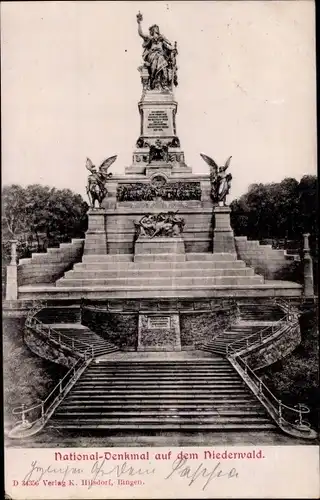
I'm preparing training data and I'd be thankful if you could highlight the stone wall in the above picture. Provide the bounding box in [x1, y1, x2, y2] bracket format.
[18, 239, 84, 285]
[104, 207, 213, 254]
[81, 308, 138, 350]
[235, 236, 301, 281]
[243, 322, 301, 370]
[24, 327, 78, 368]
[180, 307, 238, 348]
[82, 301, 239, 351]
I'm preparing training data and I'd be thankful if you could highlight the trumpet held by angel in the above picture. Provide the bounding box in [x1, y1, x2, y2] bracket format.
[85, 155, 117, 208]
[200, 154, 232, 206]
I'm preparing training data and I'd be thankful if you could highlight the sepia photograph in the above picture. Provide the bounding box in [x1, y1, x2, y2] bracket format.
[2, 1, 319, 498]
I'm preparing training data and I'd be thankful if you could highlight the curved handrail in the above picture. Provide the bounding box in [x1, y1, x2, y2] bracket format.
[12, 354, 91, 428]
[226, 315, 288, 355]
[26, 315, 94, 357]
[229, 352, 312, 434]
[225, 315, 314, 437]
[10, 303, 94, 435]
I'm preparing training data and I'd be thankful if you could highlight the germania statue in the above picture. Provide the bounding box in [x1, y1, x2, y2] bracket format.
[85, 156, 117, 208]
[200, 154, 233, 206]
[136, 11, 178, 91]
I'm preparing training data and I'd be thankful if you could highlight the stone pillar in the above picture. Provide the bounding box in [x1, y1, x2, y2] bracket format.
[83, 209, 108, 255]
[303, 233, 314, 298]
[213, 206, 236, 254]
[6, 240, 18, 301]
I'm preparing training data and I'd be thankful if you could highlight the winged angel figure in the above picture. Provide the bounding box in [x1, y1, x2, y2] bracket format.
[200, 154, 232, 206]
[86, 156, 117, 208]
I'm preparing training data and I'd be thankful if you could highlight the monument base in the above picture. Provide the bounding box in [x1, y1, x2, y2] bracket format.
[213, 206, 236, 254]
[134, 236, 185, 257]
[137, 313, 181, 351]
[84, 209, 107, 255]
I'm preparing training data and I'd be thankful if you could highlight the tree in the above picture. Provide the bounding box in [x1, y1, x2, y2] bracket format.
[2, 184, 88, 260]
[231, 175, 317, 243]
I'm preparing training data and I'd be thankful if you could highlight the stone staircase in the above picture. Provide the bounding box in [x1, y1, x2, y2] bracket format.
[238, 303, 285, 321]
[49, 359, 276, 431]
[201, 323, 268, 356]
[36, 306, 119, 358]
[55, 252, 264, 289]
[201, 303, 284, 356]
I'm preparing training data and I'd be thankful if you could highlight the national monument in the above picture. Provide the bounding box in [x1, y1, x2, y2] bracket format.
[6, 13, 316, 441]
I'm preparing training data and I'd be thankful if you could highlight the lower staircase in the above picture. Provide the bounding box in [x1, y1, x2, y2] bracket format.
[37, 305, 119, 358]
[42, 323, 119, 357]
[238, 303, 284, 321]
[201, 323, 269, 356]
[49, 358, 276, 431]
[202, 302, 284, 355]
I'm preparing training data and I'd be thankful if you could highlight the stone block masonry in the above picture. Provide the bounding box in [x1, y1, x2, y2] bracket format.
[235, 236, 301, 282]
[18, 239, 84, 286]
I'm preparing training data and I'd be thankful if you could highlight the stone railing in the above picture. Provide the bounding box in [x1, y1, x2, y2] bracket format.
[226, 317, 316, 439]
[8, 305, 94, 439]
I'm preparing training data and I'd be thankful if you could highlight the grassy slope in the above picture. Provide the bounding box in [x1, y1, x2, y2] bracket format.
[3, 318, 67, 428]
[260, 307, 319, 430]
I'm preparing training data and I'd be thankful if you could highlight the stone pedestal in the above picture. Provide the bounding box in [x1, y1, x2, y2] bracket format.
[303, 233, 314, 298]
[213, 206, 236, 254]
[134, 236, 185, 257]
[83, 209, 107, 255]
[6, 240, 18, 300]
[137, 313, 181, 351]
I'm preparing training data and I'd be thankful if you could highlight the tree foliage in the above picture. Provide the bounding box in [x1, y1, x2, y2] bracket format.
[2, 184, 88, 261]
[261, 308, 319, 430]
[230, 175, 318, 243]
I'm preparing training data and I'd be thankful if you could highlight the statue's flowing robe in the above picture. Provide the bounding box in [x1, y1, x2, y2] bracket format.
[142, 36, 173, 84]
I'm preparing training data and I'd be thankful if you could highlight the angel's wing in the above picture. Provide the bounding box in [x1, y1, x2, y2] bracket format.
[99, 155, 117, 175]
[200, 153, 219, 175]
[86, 157, 95, 173]
[224, 156, 232, 170]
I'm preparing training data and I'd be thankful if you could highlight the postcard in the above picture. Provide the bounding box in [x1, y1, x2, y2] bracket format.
[2, 1, 319, 499]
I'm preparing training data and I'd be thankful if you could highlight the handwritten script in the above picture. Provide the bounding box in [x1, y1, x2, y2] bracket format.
[165, 458, 239, 490]
[22, 461, 83, 483]
[21, 457, 238, 491]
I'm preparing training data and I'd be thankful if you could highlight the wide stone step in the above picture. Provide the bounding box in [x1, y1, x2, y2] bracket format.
[64, 268, 254, 279]
[56, 276, 264, 287]
[69, 389, 249, 396]
[186, 253, 237, 261]
[49, 422, 276, 430]
[134, 254, 186, 262]
[86, 369, 233, 376]
[75, 382, 246, 389]
[49, 416, 272, 424]
[59, 402, 262, 411]
[63, 396, 257, 406]
[54, 409, 266, 418]
[80, 375, 239, 381]
[74, 261, 247, 270]
[82, 254, 133, 262]
[92, 361, 229, 367]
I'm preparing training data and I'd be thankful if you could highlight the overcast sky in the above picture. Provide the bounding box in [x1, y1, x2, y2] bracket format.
[1, 1, 316, 201]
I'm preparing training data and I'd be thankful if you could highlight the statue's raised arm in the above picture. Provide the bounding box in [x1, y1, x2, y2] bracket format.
[136, 12, 148, 40]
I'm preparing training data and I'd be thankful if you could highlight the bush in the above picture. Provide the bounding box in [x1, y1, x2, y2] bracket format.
[261, 307, 319, 430]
